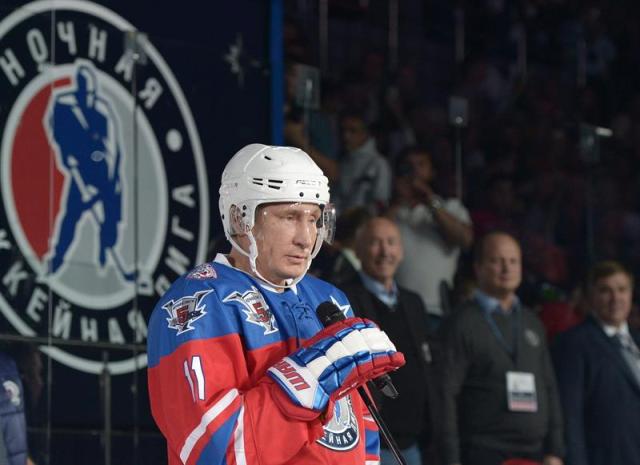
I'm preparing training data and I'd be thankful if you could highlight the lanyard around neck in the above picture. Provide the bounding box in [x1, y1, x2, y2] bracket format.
[481, 305, 521, 365]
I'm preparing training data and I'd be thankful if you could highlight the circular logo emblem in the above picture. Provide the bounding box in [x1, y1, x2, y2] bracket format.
[0, 1, 208, 374]
[317, 396, 359, 451]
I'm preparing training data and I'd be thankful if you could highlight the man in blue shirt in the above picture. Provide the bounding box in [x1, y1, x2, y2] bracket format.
[340, 217, 435, 465]
[438, 231, 564, 465]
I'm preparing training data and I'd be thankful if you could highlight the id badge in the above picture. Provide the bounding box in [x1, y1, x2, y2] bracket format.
[506, 371, 537, 412]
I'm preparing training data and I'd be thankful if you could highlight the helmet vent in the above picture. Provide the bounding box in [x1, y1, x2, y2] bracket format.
[251, 177, 283, 190]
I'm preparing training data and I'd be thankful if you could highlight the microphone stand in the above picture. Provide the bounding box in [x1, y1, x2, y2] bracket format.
[358, 384, 407, 465]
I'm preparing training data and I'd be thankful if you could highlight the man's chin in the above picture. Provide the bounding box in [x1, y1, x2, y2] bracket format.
[490, 286, 518, 298]
[276, 264, 307, 281]
[254, 267, 300, 286]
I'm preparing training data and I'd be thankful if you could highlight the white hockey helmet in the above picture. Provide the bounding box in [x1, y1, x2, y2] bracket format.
[219, 143, 335, 286]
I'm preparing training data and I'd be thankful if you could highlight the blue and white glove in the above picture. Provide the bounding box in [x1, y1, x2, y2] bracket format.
[266, 317, 405, 419]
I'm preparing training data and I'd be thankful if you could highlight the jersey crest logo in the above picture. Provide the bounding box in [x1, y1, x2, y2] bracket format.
[223, 287, 278, 335]
[317, 395, 359, 451]
[187, 263, 217, 280]
[164, 290, 211, 335]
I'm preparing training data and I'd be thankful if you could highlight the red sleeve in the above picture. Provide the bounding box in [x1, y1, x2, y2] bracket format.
[148, 322, 325, 465]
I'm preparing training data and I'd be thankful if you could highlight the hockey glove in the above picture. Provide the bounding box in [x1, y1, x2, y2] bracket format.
[266, 317, 404, 419]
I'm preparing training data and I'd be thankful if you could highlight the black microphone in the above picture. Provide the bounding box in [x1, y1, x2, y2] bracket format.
[316, 301, 399, 399]
[316, 301, 407, 465]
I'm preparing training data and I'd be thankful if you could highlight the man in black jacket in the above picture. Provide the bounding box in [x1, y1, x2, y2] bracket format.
[340, 216, 436, 465]
[553, 261, 640, 465]
[438, 231, 564, 465]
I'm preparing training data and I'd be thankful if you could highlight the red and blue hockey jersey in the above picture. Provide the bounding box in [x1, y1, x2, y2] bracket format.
[147, 255, 381, 465]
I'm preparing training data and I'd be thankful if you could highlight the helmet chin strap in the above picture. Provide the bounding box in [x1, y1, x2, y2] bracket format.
[229, 232, 313, 290]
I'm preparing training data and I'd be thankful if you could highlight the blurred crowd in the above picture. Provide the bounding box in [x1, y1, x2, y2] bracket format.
[275, 1, 640, 465]
[282, 0, 640, 332]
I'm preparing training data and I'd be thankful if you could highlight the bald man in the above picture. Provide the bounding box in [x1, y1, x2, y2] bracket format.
[340, 217, 436, 465]
[439, 232, 564, 465]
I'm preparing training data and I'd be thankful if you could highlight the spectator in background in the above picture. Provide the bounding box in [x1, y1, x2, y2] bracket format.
[390, 147, 473, 326]
[321, 206, 372, 286]
[552, 261, 640, 465]
[439, 232, 564, 465]
[0, 351, 28, 465]
[334, 111, 392, 212]
[284, 117, 340, 184]
[284, 62, 341, 162]
[341, 217, 436, 465]
[8, 344, 42, 465]
[284, 63, 340, 183]
[380, 64, 421, 157]
[520, 172, 569, 287]
[537, 284, 586, 344]
[470, 175, 523, 239]
[7, 345, 43, 421]
[581, 7, 617, 81]
[0, 422, 6, 465]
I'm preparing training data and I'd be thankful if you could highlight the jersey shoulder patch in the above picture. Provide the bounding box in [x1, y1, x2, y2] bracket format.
[186, 262, 217, 280]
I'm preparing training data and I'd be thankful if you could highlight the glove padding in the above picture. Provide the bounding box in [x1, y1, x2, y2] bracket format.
[267, 317, 405, 417]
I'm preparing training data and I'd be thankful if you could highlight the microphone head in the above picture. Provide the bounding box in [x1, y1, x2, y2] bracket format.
[316, 301, 346, 327]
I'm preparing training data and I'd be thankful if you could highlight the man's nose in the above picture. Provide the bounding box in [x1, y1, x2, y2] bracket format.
[294, 221, 314, 248]
[380, 243, 392, 257]
[612, 291, 626, 303]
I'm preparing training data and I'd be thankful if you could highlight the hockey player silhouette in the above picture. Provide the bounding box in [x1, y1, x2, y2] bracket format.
[47, 65, 132, 280]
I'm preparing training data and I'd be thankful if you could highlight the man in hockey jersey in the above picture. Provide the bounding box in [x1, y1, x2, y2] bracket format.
[147, 144, 405, 465]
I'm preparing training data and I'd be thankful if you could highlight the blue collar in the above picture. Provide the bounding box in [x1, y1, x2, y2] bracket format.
[475, 289, 522, 361]
[359, 272, 398, 308]
[474, 289, 520, 315]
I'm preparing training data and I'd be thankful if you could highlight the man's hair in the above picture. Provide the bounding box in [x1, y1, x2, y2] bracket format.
[473, 230, 519, 264]
[340, 110, 368, 128]
[586, 260, 634, 290]
[354, 216, 401, 255]
[484, 173, 514, 192]
[394, 145, 431, 177]
[335, 207, 372, 247]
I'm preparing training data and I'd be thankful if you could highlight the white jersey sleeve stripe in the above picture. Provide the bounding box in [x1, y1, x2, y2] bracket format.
[179, 388, 240, 463]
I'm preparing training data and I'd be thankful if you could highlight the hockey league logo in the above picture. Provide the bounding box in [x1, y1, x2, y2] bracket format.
[223, 287, 278, 335]
[164, 290, 210, 335]
[0, 1, 208, 374]
[317, 396, 359, 451]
